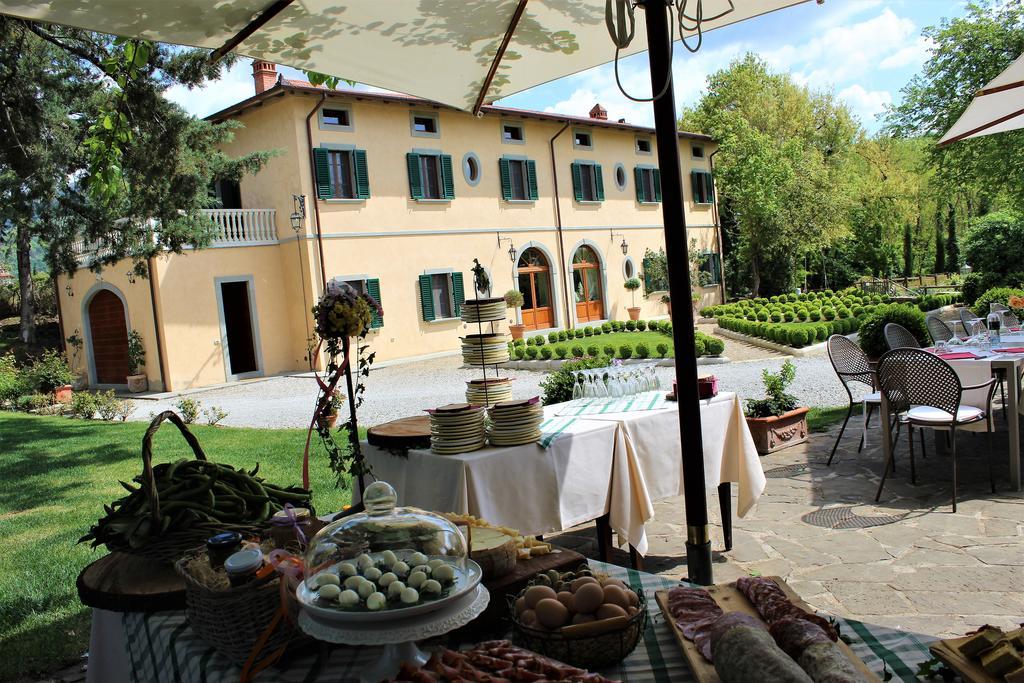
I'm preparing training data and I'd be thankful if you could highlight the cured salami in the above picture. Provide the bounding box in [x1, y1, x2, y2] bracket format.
[735, 577, 838, 641]
[666, 587, 724, 661]
[770, 618, 869, 683]
[710, 612, 814, 683]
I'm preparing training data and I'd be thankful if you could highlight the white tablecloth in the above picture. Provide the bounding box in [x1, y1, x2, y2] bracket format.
[360, 392, 765, 554]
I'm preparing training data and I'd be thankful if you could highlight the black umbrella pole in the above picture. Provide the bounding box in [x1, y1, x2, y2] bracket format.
[640, 0, 713, 585]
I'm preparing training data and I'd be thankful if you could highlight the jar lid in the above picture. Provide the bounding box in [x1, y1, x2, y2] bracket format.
[207, 531, 243, 548]
[224, 548, 263, 574]
[272, 507, 311, 520]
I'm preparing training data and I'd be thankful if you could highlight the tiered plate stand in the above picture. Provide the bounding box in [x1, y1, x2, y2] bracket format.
[460, 298, 511, 408]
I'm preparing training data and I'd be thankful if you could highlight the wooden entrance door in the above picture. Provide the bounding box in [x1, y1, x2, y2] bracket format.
[572, 246, 604, 323]
[517, 248, 554, 331]
[87, 289, 130, 384]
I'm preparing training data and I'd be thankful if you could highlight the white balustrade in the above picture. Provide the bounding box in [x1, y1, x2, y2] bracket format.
[203, 208, 279, 246]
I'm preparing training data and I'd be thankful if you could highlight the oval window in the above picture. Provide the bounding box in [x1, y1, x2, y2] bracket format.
[462, 152, 481, 186]
[623, 256, 636, 280]
[614, 163, 627, 191]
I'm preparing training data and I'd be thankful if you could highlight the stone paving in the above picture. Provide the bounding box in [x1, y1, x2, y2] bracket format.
[551, 418, 1024, 639]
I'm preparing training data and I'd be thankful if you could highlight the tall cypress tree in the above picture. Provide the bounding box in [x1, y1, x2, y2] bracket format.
[945, 203, 959, 272]
[934, 206, 945, 274]
[903, 222, 914, 277]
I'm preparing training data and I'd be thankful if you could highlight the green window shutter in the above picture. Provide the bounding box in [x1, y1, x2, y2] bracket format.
[499, 158, 512, 201]
[353, 149, 370, 199]
[704, 171, 715, 203]
[526, 160, 539, 200]
[594, 163, 605, 201]
[711, 253, 722, 285]
[634, 166, 645, 202]
[407, 153, 423, 199]
[314, 148, 332, 199]
[366, 277, 383, 328]
[418, 274, 435, 321]
[653, 168, 662, 202]
[690, 170, 703, 203]
[571, 162, 583, 202]
[440, 154, 455, 199]
[642, 256, 652, 291]
[451, 271, 465, 316]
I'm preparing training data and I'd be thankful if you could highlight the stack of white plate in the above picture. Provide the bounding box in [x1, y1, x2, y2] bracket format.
[461, 297, 507, 323]
[465, 377, 514, 407]
[488, 397, 544, 447]
[428, 403, 487, 454]
[461, 333, 510, 365]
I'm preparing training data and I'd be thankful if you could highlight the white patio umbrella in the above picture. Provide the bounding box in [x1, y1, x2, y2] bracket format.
[940, 51, 1024, 145]
[0, 0, 817, 584]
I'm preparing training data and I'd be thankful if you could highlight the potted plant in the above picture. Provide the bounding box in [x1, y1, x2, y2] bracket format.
[505, 289, 526, 340]
[624, 278, 642, 320]
[30, 349, 75, 403]
[66, 331, 87, 390]
[126, 330, 148, 393]
[318, 390, 344, 429]
[744, 360, 809, 454]
[661, 293, 671, 319]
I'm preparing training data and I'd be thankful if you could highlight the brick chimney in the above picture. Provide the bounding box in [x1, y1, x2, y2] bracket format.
[252, 60, 278, 94]
[589, 103, 608, 120]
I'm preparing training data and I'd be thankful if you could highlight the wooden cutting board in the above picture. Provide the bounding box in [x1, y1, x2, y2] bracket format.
[655, 577, 879, 683]
[929, 635, 1003, 682]
[366, 415, 431, 450]
[77, 551, 186, 612]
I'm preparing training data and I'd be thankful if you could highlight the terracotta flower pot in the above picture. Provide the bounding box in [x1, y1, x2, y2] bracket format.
[318, 411, 339, 430]
[509, 323, 527, 340]
[745, 406, 810, 455]
[627, 307, 641, 321]
[53, 385, 73, 404]
[127, 374, 149, 393]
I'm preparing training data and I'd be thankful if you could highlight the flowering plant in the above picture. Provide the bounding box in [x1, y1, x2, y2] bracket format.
[313, 280, 382, 340]
[1010, 295, 1024, 310]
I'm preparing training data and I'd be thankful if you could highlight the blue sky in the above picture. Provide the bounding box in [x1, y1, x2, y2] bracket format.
[167, 1, 967, 134]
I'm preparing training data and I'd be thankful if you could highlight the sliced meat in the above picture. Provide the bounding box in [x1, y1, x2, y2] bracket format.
[770, 618, 869, 683]
[711, 613, 814, 683]
[666, 587, 725, 661]
[736, 577, 838, 641]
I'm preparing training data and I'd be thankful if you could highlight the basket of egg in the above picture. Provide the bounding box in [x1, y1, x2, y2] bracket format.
[510, 564, 648, 670]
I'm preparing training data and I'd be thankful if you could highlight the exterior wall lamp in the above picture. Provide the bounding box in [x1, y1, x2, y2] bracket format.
[290, 194, 307, 233]
[610, 230, 628, 255]
[497, 233, 516, 263]
[65, 282, 74, 297]
[126, 271, 137, 284]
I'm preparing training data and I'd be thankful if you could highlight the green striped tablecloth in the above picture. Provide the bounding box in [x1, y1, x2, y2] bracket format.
[555, 391, 670, 417]
[121, 561, 936, 682]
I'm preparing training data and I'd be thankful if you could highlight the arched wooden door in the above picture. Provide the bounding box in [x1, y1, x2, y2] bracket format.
[517, 248, 554, 331]
[87, 289, 130, 384]
[572, 246, 604, 323]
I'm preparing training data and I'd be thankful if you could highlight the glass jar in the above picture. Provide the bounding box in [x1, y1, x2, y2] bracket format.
[206, 531, 243, 569]
[224, 547, 264, 587]
[270, 507, 321, 549]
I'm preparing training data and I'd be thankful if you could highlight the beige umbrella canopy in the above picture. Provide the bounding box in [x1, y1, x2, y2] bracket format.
[5, 0, 809, 113]
[940, 52, 1024, 145]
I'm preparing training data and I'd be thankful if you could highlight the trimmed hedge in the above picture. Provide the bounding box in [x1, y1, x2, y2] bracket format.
[857, 304, 929, 359]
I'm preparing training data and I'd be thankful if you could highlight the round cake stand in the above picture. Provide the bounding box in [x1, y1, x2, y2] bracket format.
[298, 584, 490, 682]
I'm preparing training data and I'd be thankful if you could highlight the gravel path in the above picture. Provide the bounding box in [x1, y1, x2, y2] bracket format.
[130, 349, 859, 429]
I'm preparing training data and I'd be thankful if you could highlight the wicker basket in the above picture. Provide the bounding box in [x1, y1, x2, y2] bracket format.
[175, 547, 308, 667]
[509, 587, 649, 670]
[105, 411, 268, 564]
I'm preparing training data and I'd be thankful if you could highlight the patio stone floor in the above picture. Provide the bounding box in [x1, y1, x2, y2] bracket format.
[549, 419, 1024, 639]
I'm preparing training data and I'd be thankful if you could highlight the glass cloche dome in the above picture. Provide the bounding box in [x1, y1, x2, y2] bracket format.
[300, 481, 471, 615]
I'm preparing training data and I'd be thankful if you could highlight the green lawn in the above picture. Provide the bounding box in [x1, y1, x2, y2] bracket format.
[0, 412, 358, 679]
[807, 406, 852, 433]
[525, 330, 677, 358]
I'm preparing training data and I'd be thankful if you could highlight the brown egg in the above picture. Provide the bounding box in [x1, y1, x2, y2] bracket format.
[556, 591, 575, 612]
[514, 596, 527, 616]
[519, 609, 538, 626]
[626, 589, 640, 607]
[570, 576, 600, 593]
[535, 598, 570, 629]
[627, 606, 639, 617]
[602, 585, 630, 609]
[599, 577, 627, 589]
[596, 603, 628, 621]
[572, 613, 597, 625]
[524, 585, 557, 609]
[572, 581, 605, 614]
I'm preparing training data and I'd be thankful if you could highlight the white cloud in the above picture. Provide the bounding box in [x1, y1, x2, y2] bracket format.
[838, 84, 893, 123]
[165, 60, 256, 119]
[879, 36, 935, 69]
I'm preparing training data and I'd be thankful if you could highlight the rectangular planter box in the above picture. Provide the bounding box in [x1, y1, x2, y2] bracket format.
[745, 406, 810, 455]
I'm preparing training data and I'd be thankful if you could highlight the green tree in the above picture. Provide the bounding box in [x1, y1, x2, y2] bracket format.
[680, 55, 857, 296]
[934, 205, 945, 273]
[0, 19, 272, 343]
[945, 204, 960, 272]
[903, 222, 914, 277]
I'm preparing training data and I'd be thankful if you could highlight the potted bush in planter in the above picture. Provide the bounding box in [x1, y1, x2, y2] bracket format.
[505, 289, 527, 340]
[744, 360, 809, 454]
[30, 349, 75, 403]
[624, 278, 642, 320]
[126, 330, 148, 393]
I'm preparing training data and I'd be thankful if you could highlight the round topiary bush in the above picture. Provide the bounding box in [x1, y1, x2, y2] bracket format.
[575, 329, 586, 339]
[555, 346, 568, 359]
[514, 338, 526, 347]
[635, 343, 650, 359]
[705, 337, 725, 355]
[973, 287, 1024, 318]
[515, 346, 526, 359]
[602, 322, 612, 333]
[535, 335, 546, 346]
[540, 346, 553, 359]
[586, 344, 600, 357]
[795, 308, 808, 321]
[548, 332, 558, 343]
[694, 336, 707, 356]
[789, 329, 808, 347]
[656, 342, 669, 358]
[558, 331, 568, 342]
[618, 344, 633, 359]
[770, 312, 783, 323]
[816, 324, 829, 342]
[755, 311, 768, 322]
[857, 304, 929, 358]
[603, 344, 616, 357]
[636, 320, 647, 331]
[593, 327, 602, 336]
[583, 326, 594, 337]
[570, 344, 585, 357]
[625, 320, 637, 331]
[837, 307, 851, 319]
[783, 311, 795, 322]
[526, 346, 539, 359]
[822, 307, 836, 321]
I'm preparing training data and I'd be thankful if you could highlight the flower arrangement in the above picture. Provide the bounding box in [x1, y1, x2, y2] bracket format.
[313, 280, 381, 340]
[1010, 295, 1024, 310]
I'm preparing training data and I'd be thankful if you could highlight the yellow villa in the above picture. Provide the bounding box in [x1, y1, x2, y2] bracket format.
[55, 62, 724, 392]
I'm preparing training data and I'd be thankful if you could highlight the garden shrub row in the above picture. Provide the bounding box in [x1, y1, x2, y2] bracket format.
[509, 329, 721, 360]
[914, 292, 962, 312]
[716, 315, 860, 348]
[513, 319, 671, 348]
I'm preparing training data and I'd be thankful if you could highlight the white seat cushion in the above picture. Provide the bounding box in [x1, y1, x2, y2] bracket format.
[863, 392, 881, 404]
[906, 405, 985, 425]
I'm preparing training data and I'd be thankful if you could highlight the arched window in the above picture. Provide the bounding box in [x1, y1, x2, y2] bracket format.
[516, 248, 554, 331]
[572, 245, 604, 323]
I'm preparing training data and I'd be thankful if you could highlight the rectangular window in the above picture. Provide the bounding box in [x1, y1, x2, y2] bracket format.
[573, 130, 592, 149]
[691, 169, 715, 204]
[411, 112, 440, 137]
[699, 252, 722, 285]
[502, 123, 525, 142]
[571, 161, 604, 203]
[692, 144, 705, 159]
[314, 148, 370, 200]
[431, 274, 453, 319]
[418, 272, 464, 321]
[634, 166, 662, 203]
[420, 155, 442, 199]
[407, 152, 454, 200]
[499, 158, 538, 201]
[328, 150, 355, 199]
[322, 108, 350, 127]
[636, 137, 652, 154]
[579, 164, 596, 201]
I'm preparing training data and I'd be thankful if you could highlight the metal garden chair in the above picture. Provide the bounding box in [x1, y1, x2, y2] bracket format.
[926, 314, 955, 344]
[884, 322, 921, 350]
[826, 335, 881, 465]
[992, 303, 1021, 328]
[959, 306, 983, 336]
[874, 348, 997, 513]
